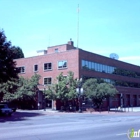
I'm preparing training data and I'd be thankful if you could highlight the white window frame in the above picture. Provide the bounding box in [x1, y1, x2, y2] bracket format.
[58, 60, 67, 69]
[34, 64, 38, 72]
[44, 63, 52, 71]
[44, 77, 52, 85]
[18, 66, 25, 73]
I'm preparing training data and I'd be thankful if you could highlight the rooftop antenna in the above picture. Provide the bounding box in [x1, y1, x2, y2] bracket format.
[77, 4, 79, 49]
[48, 35, 50, 47]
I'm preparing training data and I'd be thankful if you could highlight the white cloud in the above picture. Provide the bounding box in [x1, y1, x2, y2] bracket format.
[119, 56, 140, 66]
[120, 56, 140, 60]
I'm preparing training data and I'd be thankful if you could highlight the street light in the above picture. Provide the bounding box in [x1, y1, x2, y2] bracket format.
[76, 78, 84, 113]
[37, 84, 47, 110]
[120, 93, 123, 111]
[43, 85, 46, 111]
[37, 89, 40, 110]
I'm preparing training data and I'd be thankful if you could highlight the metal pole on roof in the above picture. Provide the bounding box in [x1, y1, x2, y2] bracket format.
[77, 4, 79, 49]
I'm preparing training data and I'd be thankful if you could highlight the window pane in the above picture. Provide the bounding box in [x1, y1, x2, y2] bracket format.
[48, 63, 52, 69]
[98, 64, 102, 72]
[58, 61, 62, 68]
[55, 48, 58, 53]
[63, 61, 67, 67]
[18, 66, 25, 73]
[44, 78, 52, 85]
[44, 63, 52, 70]
[95, 63, 98, 71]
[44, 64, 47, 70]
[97, 63, 100, 71]
[34, 65, 38, 72]
[91, 62, 94, 70]
[58, 60, 67, 69]
[85, 61, 88, 69]
[89, 61, 92, 70]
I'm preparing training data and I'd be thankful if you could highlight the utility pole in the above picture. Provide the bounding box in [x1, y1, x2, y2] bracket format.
[77, 4, 79, 49]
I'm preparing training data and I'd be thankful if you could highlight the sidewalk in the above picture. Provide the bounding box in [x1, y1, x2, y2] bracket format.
[110, 107, 140, 112]
[17, 107, 140, 115]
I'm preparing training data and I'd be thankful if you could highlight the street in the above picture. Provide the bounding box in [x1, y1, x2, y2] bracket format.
[0, 110, 140, 140]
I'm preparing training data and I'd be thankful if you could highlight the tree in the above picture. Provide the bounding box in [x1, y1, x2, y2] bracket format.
[83, 78, 118, 109]
[45, 71, 78, 110]
[11, 46, 24, 59]
[2, 74, 41, 109]
[0, 78, 19, 101]
[0, 30, 19, 83]
[66, 71, 77, 100]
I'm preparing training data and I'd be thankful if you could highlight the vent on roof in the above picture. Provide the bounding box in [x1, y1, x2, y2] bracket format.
[37, 50, 47, 55]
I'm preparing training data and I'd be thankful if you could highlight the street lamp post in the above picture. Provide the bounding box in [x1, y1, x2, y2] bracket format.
[76, 78, 83, 113]
[120, 93, 123, 111]
[37, 90, 40, 110]
[43, 85, 46, 111]
[37, 84, 46, 110]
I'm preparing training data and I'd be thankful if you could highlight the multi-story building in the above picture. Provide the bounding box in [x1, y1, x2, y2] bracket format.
[15, 40, 140, 110]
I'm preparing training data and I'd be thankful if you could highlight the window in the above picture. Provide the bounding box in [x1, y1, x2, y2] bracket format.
[89, 61, 92, 70]
[91, 62, 95, 70]
[98, 64, 102, 72]
[44, 78, 52, 85]
[44, 63, 52, 71]
[18, 66, 25, 73]
[55, 48, 58, 53]
[34, 65, 38, 72]
[58, 60, 67, 69]
[85, 61, 89, 68]
[82, 60, 85, 67]
[95, 63, 98, 71]
[102, 65, 106, 73]
[97, 63, 100, 71]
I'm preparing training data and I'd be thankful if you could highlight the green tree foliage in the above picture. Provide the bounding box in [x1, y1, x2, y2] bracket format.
[2, 74, 41, 109]
[0, 78, 19, 101]
[0, 30, 19, 83]
[15, 74, 40, 99]
[55, 72, 69, 101]
[45, 85, 56, 100]
[83, 78, 118, 108]
[11, 46, 24, 59]
[66, 71, 77, 100]
[45, 71, 78, 109]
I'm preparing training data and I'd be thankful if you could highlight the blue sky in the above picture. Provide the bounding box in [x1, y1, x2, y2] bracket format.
[1, 0, 140, 66]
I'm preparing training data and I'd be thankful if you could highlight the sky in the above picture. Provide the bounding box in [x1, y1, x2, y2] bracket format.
[0, 0, 140, 66]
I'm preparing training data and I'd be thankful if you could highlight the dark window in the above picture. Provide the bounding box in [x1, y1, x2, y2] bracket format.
[17, 66, 25, 73]
[81, 59, 140, 79]
[58, 60, 67, 69]
[55, 48, 58, 53]
[44, 78, 52, 85]
[44, 63, 52, 70]
[34, 65, 38, 72]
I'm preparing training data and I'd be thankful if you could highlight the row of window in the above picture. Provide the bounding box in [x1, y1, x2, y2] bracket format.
[17, 60, 67, 73]
[83, 76, 140, 88]
[17, 66, 52, 84]
[104, 78, 140, 88]
[82, 60, 140, 79]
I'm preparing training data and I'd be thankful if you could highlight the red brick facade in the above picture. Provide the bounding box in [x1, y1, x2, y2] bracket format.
[15, 40, 140, 109]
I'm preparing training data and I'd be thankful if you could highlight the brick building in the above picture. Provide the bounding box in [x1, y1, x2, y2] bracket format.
[15, 40, 140, 110]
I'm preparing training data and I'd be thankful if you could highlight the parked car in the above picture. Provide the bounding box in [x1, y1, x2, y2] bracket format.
[0, 104, 13, 116]
[1, 102, 17, 112]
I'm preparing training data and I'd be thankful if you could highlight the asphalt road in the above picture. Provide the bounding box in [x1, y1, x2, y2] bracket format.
[0, 110, 140, 140]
